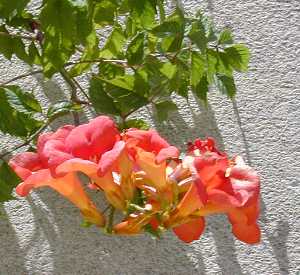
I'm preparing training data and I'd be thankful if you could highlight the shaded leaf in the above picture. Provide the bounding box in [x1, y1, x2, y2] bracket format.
[126, 32, 145, 65]
[47, 101, 82, 120]
[89, 77, 120, 115]
[0, 0, 30, 20]
[216, 74, 236, 98]
[224, 44, 250, 72]
[0, 86, 42, 137]
[93, 0, 117, 27]
[0, 160, 21, 203]
[99, 26, 126, 59]
[218, 28, 233, 45]
[155, 100, 177, 121]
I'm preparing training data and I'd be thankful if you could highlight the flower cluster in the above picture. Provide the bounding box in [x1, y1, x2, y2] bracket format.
[9, 116, 260, 244]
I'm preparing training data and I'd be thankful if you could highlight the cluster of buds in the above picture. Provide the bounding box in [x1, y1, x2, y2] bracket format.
[9, 116, 260, 244]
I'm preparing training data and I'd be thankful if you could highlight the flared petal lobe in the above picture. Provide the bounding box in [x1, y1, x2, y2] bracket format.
[173, 217, 205, 243]
[16, 170, 105, 226]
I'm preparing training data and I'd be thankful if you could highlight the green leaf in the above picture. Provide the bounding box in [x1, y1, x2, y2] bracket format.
[188, 21, 207, 52]
[155, 100, 177, 121]
[40, 0, 77, 76]
[152, 7, 185, 52]
[128, 0, 157, 30]
[0, 160, 21, 203]
[93, 0, 118, 27]
[89, 77, 120, 115]
[0, 0, 30, 20]
[224, 44, 250, 72]
[206, 49, 233, 80]
[99, 26, 126, 59]
[68, 33, 98, 77]
[191, 51, 206, 87]
[4, 86, 42, 113]
[218, 28, 233, 45]
[216, 74, 236, 98]
[98, 63, 125, 79]
[28, 42, 41, 65]
[126, 32, 145, 65]
[0, 86, 42, 137]
[47, 101, 82, 120]
[152, 8, 184, 37]
[0, 25, 30, 63]
[106, 84, 148, 115]
[193, 74, 209, 102]
[159, 62, 177, 79]
[101, 75, 135, 91]
[195, 11, 217, 42]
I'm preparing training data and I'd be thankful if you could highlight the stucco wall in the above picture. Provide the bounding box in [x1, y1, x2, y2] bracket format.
[0, 0, 299, 274]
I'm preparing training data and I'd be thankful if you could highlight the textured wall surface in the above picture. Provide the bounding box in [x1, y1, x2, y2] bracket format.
[0, 0, 299, 274]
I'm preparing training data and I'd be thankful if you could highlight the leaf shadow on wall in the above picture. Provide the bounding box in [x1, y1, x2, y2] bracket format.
[0, 205, 28, 274]
[152, 99, 244, 274]
[232, 100, 291, 275]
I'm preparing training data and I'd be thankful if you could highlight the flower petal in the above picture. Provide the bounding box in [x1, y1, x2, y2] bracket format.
[9, 152, 42, 180]
[65, 116, 119, 160]
[16, 170, 105, 226]
[173, 217, 205, 243]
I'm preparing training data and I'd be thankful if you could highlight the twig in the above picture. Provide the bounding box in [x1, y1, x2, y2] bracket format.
[0, 70, 43, 87]
[0, 122, 50, 159]
[72, 77, 90, 101]
[59, 69, 81, 126]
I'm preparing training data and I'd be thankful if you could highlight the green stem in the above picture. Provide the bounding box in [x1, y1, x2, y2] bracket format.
[106, 206, 115, 234]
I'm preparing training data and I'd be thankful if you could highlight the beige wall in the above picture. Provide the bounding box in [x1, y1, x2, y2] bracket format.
[0, 0, 299, 274]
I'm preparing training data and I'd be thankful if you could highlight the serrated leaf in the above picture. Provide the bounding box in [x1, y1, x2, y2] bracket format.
[4, 86, 42, 113]
[128, 0, 157, 30]
[191, 51, 206, 87]
[159, 62, 177, 79]
[106, 85, 148, 115]
[192, 74, 209, 102]
[126, 32, 145, 65]
[47, 101, 82, 119]
[218, 28, 233, 45]
[152, 8, 184, 37]
[188, 21, 207, 52]
[99, 26, 126, 59]
[155, 100, 177, 122]
[152, 7, 184, 52]
[89, 77, 120, 115]
[0, 86, 42, 137]
[98, 62, 125, 79]
[0, 160, 21, 203]
[216, 74, 236, 98]
[224, 44, 250, 72]
[0, 25, 30, 63]
[101, 75, 135, 91]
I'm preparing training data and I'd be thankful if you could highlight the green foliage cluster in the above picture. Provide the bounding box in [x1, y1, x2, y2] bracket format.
[0, 0, 250, 203]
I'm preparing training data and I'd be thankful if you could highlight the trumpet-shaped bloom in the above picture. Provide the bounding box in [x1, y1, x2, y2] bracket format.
[169, 138, 260, 244]
[11, 158, 105, 226]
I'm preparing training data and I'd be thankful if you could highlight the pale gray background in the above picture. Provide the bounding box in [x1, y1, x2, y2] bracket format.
[0, 0, 299, 274]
